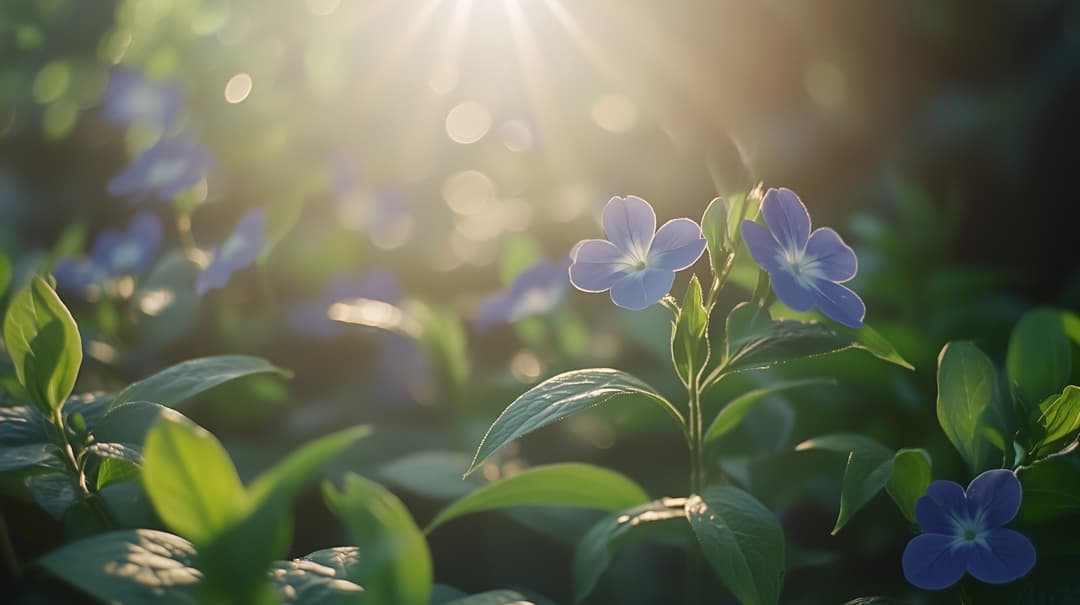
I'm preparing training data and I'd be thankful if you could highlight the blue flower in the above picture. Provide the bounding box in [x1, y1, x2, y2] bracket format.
[107, 138, 212, 203]
[568, 195, 707, 310]
[101, 66, 183, 130]
[475, 257, 570, 330]
[902, 469, 1036, 590]
[196, 210, 267, 295]
[740, 188, 865, 328]
[53, 212, 163, 295]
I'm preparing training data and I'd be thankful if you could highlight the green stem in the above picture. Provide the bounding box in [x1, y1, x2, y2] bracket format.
[51, 409, 89, 495]
[704, 252, 736, 310]
[0, 509, 19, 578]
[687, 379, 705, 494]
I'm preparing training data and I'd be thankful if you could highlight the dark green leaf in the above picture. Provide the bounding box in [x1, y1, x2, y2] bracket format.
[2, 276, 82, 413]
[63, 391, 115, 431]
[323, 473, 433, 605]
[0, 405, 48, 446]
[427, 463, 649, 533]
[443, 590, 532, 605]
[885, 448, 932, 524]
[26, 471, 80, 519]
[36, 529, 202, 603]
[672, 276, 709, 387]
[1019, 457, 1080, 523]
[1007, 308, 1071, 409]
[0, 252, 11, 296]
[724, 301, 772, 360]
[1032, 386, 1080, 456]
[572, 498, 688, 602]
[0, 442, 63, 473]
[936, 341, 1006, 472]
[685, 486, 785, 605]
[142, 415, 247, 545]
[704, 379, 831, 446]
[270, 548, 365, 605]
[466, 369, 681, 476]
[112, 355, 289, 409]
[93, 401, 189, 445]
[377, 451, 484, 500]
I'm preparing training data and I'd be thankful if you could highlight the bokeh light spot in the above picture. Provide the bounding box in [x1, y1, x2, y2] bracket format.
[500, 119, 535, 152]
[443, 170, 495, 215]
[445, 101, 492, 144]
[224, 73, 253, 104]
[590, 93, 637, 133]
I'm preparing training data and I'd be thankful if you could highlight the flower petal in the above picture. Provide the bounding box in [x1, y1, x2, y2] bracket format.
[811, 280, 866, 328]
[966, 469, 1022, 528]
[966, 528, 1036, 584]
[761, 188, 811, 252]
[602, 195, 656, 259]
[805, 227, 857, 282]
[915, 495, 955, 534]
[924, 480, 968, 514]
[569, 239, 633, 293]
[648, 218, 706, 271]
[768, 270, 815, 312]
[473, 293, 512, 331]
[740, 220, 784, 273]
[609, 269, 675, 311]
[902, 533, 969, 590]
[217, 210, 267, 271]
[196, 258, 233, 295]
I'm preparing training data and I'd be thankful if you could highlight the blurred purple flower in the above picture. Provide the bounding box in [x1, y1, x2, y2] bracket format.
[287, 269, 403, 340]
[101, 66, 183, 130]
[902, 469, 1035, 590]
[569, 195, 706, 310]
[196, 210, 266, 295]
[741, 188, 865, 328]
[53, 212, 163, 294]
[475, 257, 570, 330]
[107, 139, 212, 203]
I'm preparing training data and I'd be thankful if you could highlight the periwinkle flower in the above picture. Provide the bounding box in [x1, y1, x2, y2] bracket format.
[475, 257, 570, 330]
[196, 210, 267, 295]
[902, 469, 1035, 590]
[101, 66, 183, 130]
[53, 212, 163, 295]
[569, 195, 707, 310]
[740, 188, 865, 328]
[107, 139, 212, 203]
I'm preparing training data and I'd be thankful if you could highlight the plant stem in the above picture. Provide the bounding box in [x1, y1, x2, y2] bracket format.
[0, 510, 19, 579]
[687, 379, 705, 494]
[51, 408, 89, 495]
[704, 252, 736, 310]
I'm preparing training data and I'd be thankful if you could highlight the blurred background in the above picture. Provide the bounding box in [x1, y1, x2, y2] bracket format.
[3, 0, 1080, 602]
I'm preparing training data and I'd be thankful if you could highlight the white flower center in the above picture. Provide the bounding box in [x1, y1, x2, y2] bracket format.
[776, 247, 823, 287]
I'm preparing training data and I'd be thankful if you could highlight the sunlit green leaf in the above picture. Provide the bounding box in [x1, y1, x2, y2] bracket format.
[427, 463, 649, 533]
[685, 486, 785, 605]
[113, 355, 289, 409]
[323, 473, 432, 605]
[1032, 385, 1080, 457]
[936, 341, 1007, 472]
[1007, 308, 1071, 409]
[885, 448, 932, 524]
[2, 276, 82, 413]
[270, 547, 365, 605]
[704, 379, 831, 446]
[443, 590, 534, 605]
[467, 369, 682, 476]
[672, 276, 709, 387]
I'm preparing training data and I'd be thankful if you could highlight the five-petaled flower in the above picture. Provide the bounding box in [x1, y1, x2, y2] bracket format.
[54, 212, 163, 295]
[475, 257, 570, 330]
[902, 469, 1036, 590]
[569, 195, 706, 310]
[101, 66, 183, 130]
[107, 138, 212, 203]
[740, 188, 865, 328]
[196, 209, 267, 295]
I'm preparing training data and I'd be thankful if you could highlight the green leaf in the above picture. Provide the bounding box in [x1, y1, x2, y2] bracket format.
[269, 547, 365, 605]
[26, 471, 80, 519]
[0, 252, 11, 296]
[0, 442, 63, 473]
[36, 529, 202, 603]
[142, 416, 247, 545]
[97, 458, 142, 490]
[323, 473, 433, 605]
[443, 591, 533, 605]
[886, 448, 932, 524]
[672, 276, 710, 387]
[704, 379, 831, 446]
[87, 441, 142, 466]
[411, 301, 470, 393]
[112, 355, 290, 409]
[685, 486, 785, 605]
[93, 401, 190, 445]
[498, 235, 544, 286]
[1032, 385, 1080, 456]
[572, 498, 688, 603]
[1019, 457, 1080, 523]
[724, 301, 772, 359]
[2, 276, 82, 413]
[466, 369, 682, 476]
[1007, 308, 1072, 409]
[427, 463, 650, 533]
[377, 451, 483, 501]
[247, 425, 372, 509]
[936, 341, 1006, 472]
[0, 405, 49, 446]
[701, 196, 734, 275]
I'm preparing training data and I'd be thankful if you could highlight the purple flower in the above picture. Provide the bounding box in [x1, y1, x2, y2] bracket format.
[475, 257, 570, 330]
[902, 469, 1035, 590]
[101, 66, 183, 130]
[568, 195, 707, 310]
[740, 188, 865, 328]
[53, 212, 163, 294]
[107, 139, 212, 203]
[196, 210, 266, 295]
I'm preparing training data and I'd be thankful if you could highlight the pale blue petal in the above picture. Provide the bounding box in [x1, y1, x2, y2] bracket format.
[609, 269, 674, 310]
[811, 279, 866, 328]
[474, 293, 512, 331]
[966, 528, 1035, 584]
[648, 218, 706, 271]
[769, 271, 815, 312]
[602, 195, 655, 258]
[217, 210, 266, 271]
[805, 227, 857, 282]
[196, 259, 233, 295]
[741, 220, 783, 273]
[966, 469, 1022, 528]
[569, 239, 633, 293]
[902, 534, 969, 590]
[761, 188, 811, 252]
